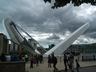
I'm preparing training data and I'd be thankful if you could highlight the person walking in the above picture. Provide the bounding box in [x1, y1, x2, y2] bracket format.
[48, 55, 52, 68]
[30, 55, 34, 68]
[75, 59, 80, 72]
[64, 53, 68, 71]
[69, 52, 74, 72]
[40, 54, 43, 64]
[35, 54, 39, 67]
[51, 53, 58, 72]
[25, 54, 29, 62]
[0, 54, 6, 61]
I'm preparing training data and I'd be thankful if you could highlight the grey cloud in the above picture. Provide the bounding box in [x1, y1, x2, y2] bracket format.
[47, 34, 60, 40]
[0, 0, 96, 46]
[0, 1, 87, 33]
[85, 32, 96, 38]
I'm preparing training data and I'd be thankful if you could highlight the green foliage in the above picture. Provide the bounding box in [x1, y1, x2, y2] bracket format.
[44, 0, 96, 8]
[44, 0, 51, 3]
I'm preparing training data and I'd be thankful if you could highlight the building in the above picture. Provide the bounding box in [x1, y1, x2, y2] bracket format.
[65, 43, 96, 61]
[0, 33, 9, 55]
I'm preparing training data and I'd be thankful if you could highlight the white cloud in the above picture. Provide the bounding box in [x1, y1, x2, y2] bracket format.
[0, 0, 96, 47]
[73, 35, 96, 44]
[73, 4, 96, 21]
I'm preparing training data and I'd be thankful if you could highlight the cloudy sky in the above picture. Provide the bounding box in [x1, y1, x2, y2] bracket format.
[0, 0, 96, 47]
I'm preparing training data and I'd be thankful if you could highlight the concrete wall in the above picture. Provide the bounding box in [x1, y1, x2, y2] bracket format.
[0, 61, 25, 72]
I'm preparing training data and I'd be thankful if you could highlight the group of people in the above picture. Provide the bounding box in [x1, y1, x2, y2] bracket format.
[48, 54, 57, 70]
[64, 52, 80, 72]
[0, 53, 24, 61]
[48, 52, 80, 72]
[30, 54, 43, 68]
[48, 53, 58, 72]
[0, 52, 80, 72]
[0, 53, 43, 63]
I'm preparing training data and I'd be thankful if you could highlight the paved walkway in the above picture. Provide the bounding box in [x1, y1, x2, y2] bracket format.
[59, 65, 96, 72]
[25, 58, 96, 72]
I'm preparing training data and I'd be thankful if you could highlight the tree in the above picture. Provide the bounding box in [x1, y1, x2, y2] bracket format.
[44, 0, 96, 9]
[49, 44, 55, 49]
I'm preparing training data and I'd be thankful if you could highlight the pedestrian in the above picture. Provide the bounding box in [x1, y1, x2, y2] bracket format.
[35, 54, 39, 66]
[75, 59, 80, 72]
[69, 52, 74, 72]
[30, 55, 34, 68]
[93, 55, 95, 61]
[48, 55, 52, 68]
[51, 53, 58, 72]
[18, 54, 22, 61]
[64, 53, 68, 71]
[0, 54, 6, 61]
[39, 54, 43, 63]
[25, 54, 29, 62]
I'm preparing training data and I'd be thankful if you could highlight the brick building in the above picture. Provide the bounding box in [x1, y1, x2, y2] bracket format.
[0, 33, 9, 55]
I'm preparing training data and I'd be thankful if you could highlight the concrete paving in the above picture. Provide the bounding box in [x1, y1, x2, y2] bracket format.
[59, 65, 96, 72]
[25, 58, 96, 72]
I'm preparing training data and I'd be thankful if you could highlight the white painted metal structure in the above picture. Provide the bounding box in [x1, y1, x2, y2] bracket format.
[4, 19, 24, 44]
[43, 23, 89, 57]
[3, 18, 89, 56]
[4, 18, 42, 54]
